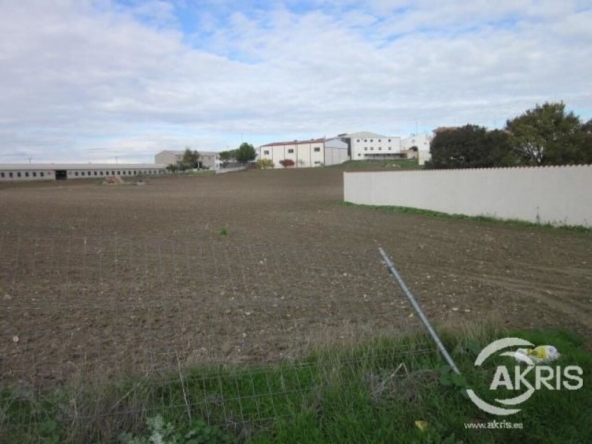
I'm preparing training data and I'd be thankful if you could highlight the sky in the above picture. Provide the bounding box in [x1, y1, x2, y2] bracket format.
[0, 0, 591, 163]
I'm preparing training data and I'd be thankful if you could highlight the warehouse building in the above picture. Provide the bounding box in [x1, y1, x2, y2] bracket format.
[258, 137, 349, 168]
[0, 164, 166, 182]
[154, 150, 219, 169]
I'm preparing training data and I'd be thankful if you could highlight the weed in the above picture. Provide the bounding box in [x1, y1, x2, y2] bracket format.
[2, 328, 590, 443]
[119, 415, 232, 444]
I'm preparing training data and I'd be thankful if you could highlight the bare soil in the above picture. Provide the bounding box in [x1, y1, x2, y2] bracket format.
[1, 169, 590, 388]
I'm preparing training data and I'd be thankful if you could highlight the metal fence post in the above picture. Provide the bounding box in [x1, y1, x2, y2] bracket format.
[379, 247, 461, 375]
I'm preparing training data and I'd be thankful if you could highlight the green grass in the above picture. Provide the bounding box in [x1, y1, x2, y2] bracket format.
[1, 328, 590, 443]
[342, 202, 592, 233]
[329, 159, 422, 170]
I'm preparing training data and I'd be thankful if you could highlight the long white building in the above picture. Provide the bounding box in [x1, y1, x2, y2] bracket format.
[258, 138, 349, 168]
[0, 164, 166, 181]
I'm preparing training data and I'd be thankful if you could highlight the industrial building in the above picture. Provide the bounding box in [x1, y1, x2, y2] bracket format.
[339, 131, 432, 165]
[154, 150, 219, 169]
[0, 164, 166, 182]
[258, 137, 349, 168]
[339, 131, 402, 160]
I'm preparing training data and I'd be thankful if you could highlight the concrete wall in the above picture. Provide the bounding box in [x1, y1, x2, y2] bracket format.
[418, 150, 431, 166]
[344, 166, 592, 227]
[325, 146, 349, 165]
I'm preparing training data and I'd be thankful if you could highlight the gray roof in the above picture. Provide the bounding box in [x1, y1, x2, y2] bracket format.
[156, 150, 218, 156]
[0, 163, 166, 171]
[342, 131, 395, 139]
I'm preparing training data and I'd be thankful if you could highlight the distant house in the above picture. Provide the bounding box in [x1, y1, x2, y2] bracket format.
[154, 150, 219, 169]
[258, 138, 349, 168]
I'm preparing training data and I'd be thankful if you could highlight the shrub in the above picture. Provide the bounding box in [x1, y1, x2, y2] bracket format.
[279, 159, 295, 168]
[257, 159, 274, 169]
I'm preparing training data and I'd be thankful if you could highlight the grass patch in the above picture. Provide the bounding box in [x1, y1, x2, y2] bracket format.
[329, 159, 422, 170]
[170, 170, 216, 177]
[1, 328, 590, 443]
[342, 202, 592, 233]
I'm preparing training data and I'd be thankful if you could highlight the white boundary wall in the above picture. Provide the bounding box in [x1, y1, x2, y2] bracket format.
[344, 165, 592, 227]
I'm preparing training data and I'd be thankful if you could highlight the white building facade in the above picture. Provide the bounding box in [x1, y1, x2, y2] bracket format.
[340, 131, 402, 160]
[0, 164, 166, 182]
[401, 133, 432, 151]
[401, 133, 433, 165]
[258, 138, 348, 168]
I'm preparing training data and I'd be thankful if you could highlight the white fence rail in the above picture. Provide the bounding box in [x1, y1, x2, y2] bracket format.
[344, 165, 592, 227]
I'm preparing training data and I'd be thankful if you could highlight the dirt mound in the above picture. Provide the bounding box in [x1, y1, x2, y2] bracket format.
[102, 175, 125, 185]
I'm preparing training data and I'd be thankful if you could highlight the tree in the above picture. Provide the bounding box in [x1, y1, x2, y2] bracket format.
[181, 148, 200, 170]
[235, 143, 256, 164]
[580, 118, 592, 164]
[429, 125, 515, 169]
[219, 150, 237, 162]
[165, 164, 178, 172]
[505, 102, 585, 165]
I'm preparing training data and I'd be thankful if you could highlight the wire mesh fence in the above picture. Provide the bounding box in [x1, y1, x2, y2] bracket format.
[0, 232, 436, 441]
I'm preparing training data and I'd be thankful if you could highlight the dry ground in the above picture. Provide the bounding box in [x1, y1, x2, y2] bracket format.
[0, 169, 590, 388]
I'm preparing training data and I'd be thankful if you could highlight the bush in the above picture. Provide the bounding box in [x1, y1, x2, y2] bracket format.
[279, 159, 295, 168]
[257, 159, 274, 169]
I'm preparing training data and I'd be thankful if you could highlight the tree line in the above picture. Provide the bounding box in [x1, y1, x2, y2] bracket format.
[218, 143, 256, 164]
[427, 102, 592, 169]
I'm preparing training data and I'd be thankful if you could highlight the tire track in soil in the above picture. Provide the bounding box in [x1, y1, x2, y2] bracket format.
[455, 271, 592, 332]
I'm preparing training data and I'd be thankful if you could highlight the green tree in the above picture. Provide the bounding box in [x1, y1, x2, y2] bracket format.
[505, 102, 586, 165]
[181, 148, 200, 170]
[581, 119, 592, 164]
[235, 143, 256, 164]
[428, 125, 515, 169]
[219, 150, 237, 162]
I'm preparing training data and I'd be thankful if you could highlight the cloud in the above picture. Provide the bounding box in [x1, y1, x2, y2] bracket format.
[0, 0, 590, 162]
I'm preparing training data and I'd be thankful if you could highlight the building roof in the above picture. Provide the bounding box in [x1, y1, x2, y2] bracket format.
[342, 131, 394, 139]
[0, 163, 166, 170]
[156, 150, 183, 155]
[260, 138, 325, 147]
[156, 150, 218, 156]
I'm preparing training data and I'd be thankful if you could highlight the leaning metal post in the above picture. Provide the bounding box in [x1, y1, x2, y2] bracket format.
[378, 247, 461, 375]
